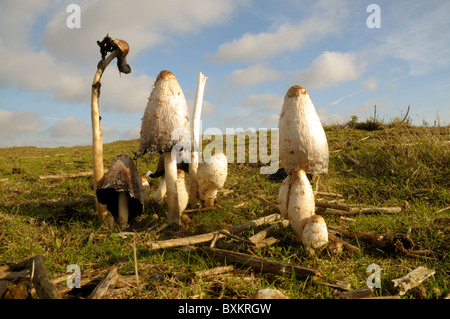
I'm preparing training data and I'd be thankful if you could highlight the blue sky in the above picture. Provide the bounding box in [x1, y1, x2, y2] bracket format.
[0, 0, 449, 148]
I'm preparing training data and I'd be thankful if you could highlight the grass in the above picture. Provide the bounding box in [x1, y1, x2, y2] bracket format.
[0, 122, 449, 299]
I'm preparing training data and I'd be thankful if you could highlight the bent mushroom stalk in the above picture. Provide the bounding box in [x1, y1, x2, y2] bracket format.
[135, 70, 192, 226]
[91, 35, 131, 224]
[278, 85, 329, 192]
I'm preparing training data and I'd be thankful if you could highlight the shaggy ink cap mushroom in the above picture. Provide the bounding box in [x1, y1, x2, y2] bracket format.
[136, 70, 192, 225]
[136, 70, 192, 158]
[96, 155, 144, 223]
[278, 85, 329, 175]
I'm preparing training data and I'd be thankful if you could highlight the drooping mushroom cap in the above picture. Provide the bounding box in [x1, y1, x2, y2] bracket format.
[96, 155, 144, 220]
[278, 85, 329, 175]
[136, 70, 191, 157]
[302, 215, 328, 250]
[96, 35, 131, 74]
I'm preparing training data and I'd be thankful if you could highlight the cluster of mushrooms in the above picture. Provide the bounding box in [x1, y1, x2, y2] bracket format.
[91, 38, 227, 230]
[277, 85, 330, 255]
[91, 36, 330, 255]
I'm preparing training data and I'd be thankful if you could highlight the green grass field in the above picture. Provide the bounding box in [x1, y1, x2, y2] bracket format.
[0, 122, 448, 299]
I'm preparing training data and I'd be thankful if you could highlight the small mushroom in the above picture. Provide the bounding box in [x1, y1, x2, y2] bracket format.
[302, 215, 329, 254]
[278, 85, 328, 192]
[96, 155, 144, 229]
[197, 153, 228, 208]
[277, 168, 315, 241]
[135, 70, 192, 226]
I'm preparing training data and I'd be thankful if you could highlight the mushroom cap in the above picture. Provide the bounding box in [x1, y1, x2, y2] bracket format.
[96, 155, 144, 220]
[97, 35, 131, 74]
[136, 70, 191, 157]
[197, 153, 228, 201]
[278, 85, 329, 175]
[286, 168, 315, 240]
[302, 215, 328, 250]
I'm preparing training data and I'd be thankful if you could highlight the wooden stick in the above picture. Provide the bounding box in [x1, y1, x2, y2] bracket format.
[328, 226, 414, 251]
[316, 202, 402, 215]
[39, 171, 94, 180]
[250, 192, 280, 211]
[335, 287, 373, 299]
[399, 105, 410, 124]
[315, 191, 344, 198]
[248, 219, 289, 244]
[30, 255, 61, 299]
[200, 246, 351, 291]
[201, 246, 319, 279]
[132, 241, 140, 298]
[147, 213, 281, 251]
[0, 269, 30, 281]
[391, 266, 435, 296]
[194, 265, 234, 277]
[328, 233, 362, 255]
[89, 267, 119, 299]
[218, 230, 255, 245]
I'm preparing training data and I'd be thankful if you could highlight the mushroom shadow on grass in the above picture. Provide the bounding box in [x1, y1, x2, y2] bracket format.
[96, 155, 144, 229]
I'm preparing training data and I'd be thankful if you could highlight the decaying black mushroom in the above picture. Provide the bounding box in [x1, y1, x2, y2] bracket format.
[96, 35, 131, 74]
[96, 155, 144, 229]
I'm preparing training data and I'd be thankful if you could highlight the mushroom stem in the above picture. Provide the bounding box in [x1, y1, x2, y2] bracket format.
[91, 48, 121, 224]
[117, 191, 129, 229]
[153, 176, 167, 202]
[190, 72, 208, 208]
[164, 151, 180, 225]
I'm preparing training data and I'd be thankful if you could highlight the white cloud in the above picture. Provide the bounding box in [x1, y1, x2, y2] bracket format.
[0, 0, 245, 111]
[225, 64, 283, 87]
[187, 100, 217, 117]
[47, 116, 91, 137]
[42, 0, 246, 62]
[0, 109, 44, 137]
[330, 92, 357, 106]
[363, 76, 377, 91]
[210, 0, 348, 63]
[294, 51, 366, 89]
[262, 113, 279, 126]
[243, 93, 283, 111]
[377, 1, 450, 76]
